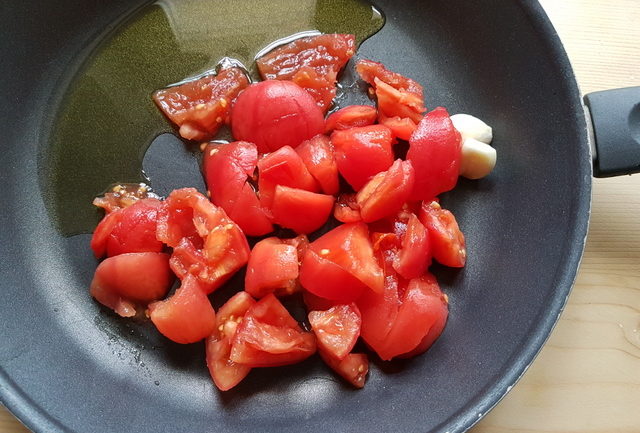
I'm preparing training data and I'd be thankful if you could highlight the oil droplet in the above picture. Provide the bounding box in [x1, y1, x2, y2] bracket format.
[154, 380, 160, 386]
[42, 0, 385, 236]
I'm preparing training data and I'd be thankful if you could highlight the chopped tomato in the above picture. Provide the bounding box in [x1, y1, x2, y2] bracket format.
[308, 304, 361, 360]
[148, 275, 216, 344]
[231, 80, 325, 153]
[378, 113, 417, 141]
[373, 78, 424, 124]
[300, 223, 384, 301]
[419, 200, 466, 267]
[230, 294, 316, 367]
[203, 141, 273, 236]
[407, 107, 462, 200]
[206, 292, 256, 391]
[245, 237, 299, 298]
[393, 213, 431, 279]
[325, 105, 377, 133]
[257, 145, 320, 209]
[271, 186, 335, 234]
[319, 351, 368, 388]
[153, 67, 249, 141]
[256, 34, 356, 112]
[356, 272, 400, 351]
[93, 183, 155, 213]
[295, 135, 339, 195]
[356, 59, 424, 98]
[331, 125, 394, 191]
[333, 193, 362, 223]
[89, 252, 173, 317]
[356, 159, 415, 223]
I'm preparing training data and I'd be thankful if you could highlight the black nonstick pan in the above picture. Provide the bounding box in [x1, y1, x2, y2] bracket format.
[1, 1, 638, 432]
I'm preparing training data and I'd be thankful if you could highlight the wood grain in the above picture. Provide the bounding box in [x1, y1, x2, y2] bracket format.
[2, 1, 639, 432]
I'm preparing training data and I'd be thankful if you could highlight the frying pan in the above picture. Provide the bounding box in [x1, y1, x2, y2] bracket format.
[1, 0, 638, 432]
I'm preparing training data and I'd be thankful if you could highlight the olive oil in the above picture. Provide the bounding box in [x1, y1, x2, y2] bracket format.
[43, 0, 384, 235]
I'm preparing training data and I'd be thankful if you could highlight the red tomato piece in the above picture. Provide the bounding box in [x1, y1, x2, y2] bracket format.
[300, 250, 368, 302]
[92, 183, 155, 214]
[203, 142, 273, 236]
[308, 304, 361, 360]
[245, 237, 299, 298]
[271, 186, 335, 234]
[419, 200, 466, 267]
[393, 213, 431, 279]
[231, 80, 325, 153]
[373, 78, 424, 124]
[378, 113, 417, 141]
[325, 105, 377, 133]
[89, 252, 173, 317]
[91, 210, 122, 258]
[295, 134, 339, 195]
[230, 294, 316, 367]
[407, 107, 462, 201]
[257, 145, 320, 209]
[153, 67, 249, 141]
[206, 292, 256, 391]
[356, 59, 424, 99]
[149, 275, 216, 344]
[331, 125, 394, 190]
[356, 271, 400, 350]
[319, 351, 369, 388]
[256, 34, 356, 112]
[355, 159, 415, 223]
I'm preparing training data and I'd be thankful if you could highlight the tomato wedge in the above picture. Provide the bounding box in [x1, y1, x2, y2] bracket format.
[407, 107, 462, 201]
[325, 105, 377, 133]
[393, 213, 431, 279]
[206, 292, 256, 391]
[419, 200, 466, 267]
[230, 294, 316, 367]
[331, 125, 394, 191]
[295, 134, 339, 195]
[319, 351, 369, 388]
[378, 113, 417, 141]
[245, 237, 300, 298]
[153, 67, 249, 141]
[148, 275, 217, 344]
[256, 34, 356, 112]
[89, 252, 173, 317]
[271, 186, 335, 234]
[308, 304, 361, 360]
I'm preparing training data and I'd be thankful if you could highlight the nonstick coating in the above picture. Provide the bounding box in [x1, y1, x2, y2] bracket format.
[0, 1, 591, 432]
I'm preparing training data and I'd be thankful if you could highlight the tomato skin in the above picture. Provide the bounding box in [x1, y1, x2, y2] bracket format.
[407, 107, 462, 201]
[257, 145, 320, 209]
[271, 186, 335, 234]
[245, 237, 299, 298]
[231, 80, 325, 153]
[300, 250, 368, 302]
[356, 159, 415, 223]
[324, 105, 377, 133]
[148, 275, 217, 344]
[331, 125, 394, 190]
[153, 67, 249, 141]
[295, 134, 339, 195]
[230, 294, 316, 367]
[256, 34, 356, 112]
[91, 210, 121, 258]
[356, 272, 400, 350]
[393, 213, 431, 279]
[308, 304, 361, 360]
[319, 351, 369, 388]
[89, 252, 173, 317]
[378, 113, 417, 141]
[203, 142, 273, 236]
[419, 200, 466, 267]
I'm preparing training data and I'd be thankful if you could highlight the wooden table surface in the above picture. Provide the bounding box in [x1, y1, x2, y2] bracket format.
[2, 1, 639, 432]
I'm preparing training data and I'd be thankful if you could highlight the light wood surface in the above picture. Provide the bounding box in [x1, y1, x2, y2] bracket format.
[2, 1, 639, 432]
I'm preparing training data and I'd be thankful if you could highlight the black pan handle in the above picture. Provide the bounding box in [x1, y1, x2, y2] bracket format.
[584, 86, 640, 177]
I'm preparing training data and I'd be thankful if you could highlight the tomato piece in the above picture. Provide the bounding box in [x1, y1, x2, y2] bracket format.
[203, 142, 273, 236]
[356, 59, 424, 99]
[271, 186, 335, 234]
[245, 237, 299, 298]
[356, 272, 400, 350]
[153, 67, 249, 141]
[295, 134, 339, 195]
[230, 294, 316, 367]
[407, 107, 462, 200]
[256, 34, 356, 112]
[308, 304, 361, 360]
[93, 183, 155, 214]
[378, 113, 417, 141]
[418, 200, 466, 267]
[398, 293, 448, 358]
[257, 145, 320, 209]
[300, 250, 367, 301]
[393, 213, 431, 279]
[206, 292, 256, 391]
[91, 210, 121, 258]
[373, 78, 424, 124]
[149, 275, 216, 344]
[325, 105, 377, 133]
[333, 193, 362, 223]
[331, 125, 394, 190]
[231, 80, 325, 153]
[99, 199, 164, 257]
[319, 351, 368, 388]
[355, 159, 415, 223]
[89, 252, 173, 317]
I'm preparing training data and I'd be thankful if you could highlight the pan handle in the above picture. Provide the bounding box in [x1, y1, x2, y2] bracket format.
[584, 86, 640, 177]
